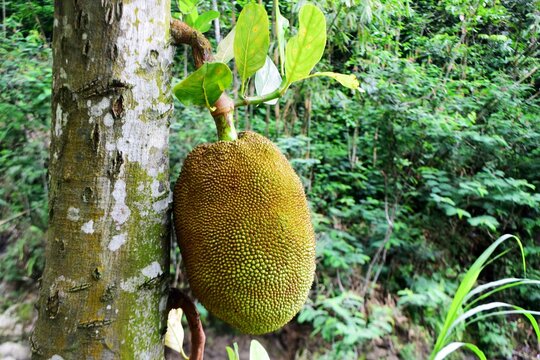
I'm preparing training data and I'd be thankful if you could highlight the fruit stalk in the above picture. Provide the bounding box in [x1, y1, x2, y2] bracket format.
[171, 19, 237, 141]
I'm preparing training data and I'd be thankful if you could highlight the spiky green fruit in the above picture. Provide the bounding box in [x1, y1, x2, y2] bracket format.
[173, 131, 315, 334]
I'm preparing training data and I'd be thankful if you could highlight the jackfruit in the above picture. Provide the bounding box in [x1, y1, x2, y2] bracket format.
[172, 131, 315, 334]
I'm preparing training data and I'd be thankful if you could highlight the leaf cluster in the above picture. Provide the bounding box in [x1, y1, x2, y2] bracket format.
[173, 2, 359, 109]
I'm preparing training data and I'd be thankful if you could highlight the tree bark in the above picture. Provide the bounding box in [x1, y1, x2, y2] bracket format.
[32, 0, 173, 358]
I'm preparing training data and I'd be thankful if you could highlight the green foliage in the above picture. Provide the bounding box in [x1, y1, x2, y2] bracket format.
[226, 340, 269, 360]
[476, 321, 515, 359]
[307, 72, 360, 90]
[1, 22, 50, 285]
[3, 0, 53, 39]
[173, 1, 358, 109]
[284, 4, 327, 85]
[234, 3, 270, 89]
[398, 275, 455, 332]
[2, 0, 540, 358]
[174, 0, 220, 33]
[173, 62, 233, 108]
[430, 235, 539, 360]
[298, 292, 393, 356]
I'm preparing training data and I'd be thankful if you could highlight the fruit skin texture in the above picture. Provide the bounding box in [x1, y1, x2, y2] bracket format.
[173, 131, 315, 335]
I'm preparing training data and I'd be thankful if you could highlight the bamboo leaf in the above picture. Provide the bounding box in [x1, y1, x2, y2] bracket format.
[464, 309, 540, 342]
[234, 3, 270, 86]
[173, 62, 232, 108]
[285, 3, 326, 84]
[465, 278, 540, 309]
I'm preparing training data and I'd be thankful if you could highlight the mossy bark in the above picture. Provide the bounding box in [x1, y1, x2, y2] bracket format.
[32, 1, 173, 358]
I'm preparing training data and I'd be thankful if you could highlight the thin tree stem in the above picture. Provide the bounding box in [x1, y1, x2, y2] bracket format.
[212, 0, 221, 42]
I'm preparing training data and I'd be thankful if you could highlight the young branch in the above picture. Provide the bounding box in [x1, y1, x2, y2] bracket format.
[166, 288, 206, 360]
[171, 20, 214, 68]
[234, 85, 287, 108]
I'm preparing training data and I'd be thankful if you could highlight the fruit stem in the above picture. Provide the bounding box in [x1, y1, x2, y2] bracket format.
[211, 93, 237, 141]
[213, 111, 237, 141]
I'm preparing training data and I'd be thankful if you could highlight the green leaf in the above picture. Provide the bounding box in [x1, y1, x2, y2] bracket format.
[445, 304, 540, 352]
[249, 340, 270, 360]
[463, 309, 540, 342]
[255, 56, 282, 105]
[308, 72, 361, 90]
[226, 343, 240, 360]
[434, 342, 486, 360]
[177, 0, 197, 14]
[430, 234, 525, 358]
[215, 27, 236, 63]
[234, 3, 270, 87]
[185, 8, 198, 27]
[226, 346, 238, 360]
[443, 206, 471, 219]
[194, 10, 220, 33]
[285, 3, 327, 85]
[173, 62, 232, 108]
[465, 278, 540, 309]
[467, 215, 500, 231]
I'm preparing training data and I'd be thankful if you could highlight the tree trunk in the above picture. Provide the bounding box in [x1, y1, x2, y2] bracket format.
[32, 1, 173, 358]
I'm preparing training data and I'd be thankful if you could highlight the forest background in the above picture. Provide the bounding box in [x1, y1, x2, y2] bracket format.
[1, 0, 539, 359]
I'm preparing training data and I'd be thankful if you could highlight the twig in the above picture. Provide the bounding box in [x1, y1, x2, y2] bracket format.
[0, 210, 30, 227]
[171, 20, 214, 68]
[360, 171, 398, 300]
[166, 288, 205, 360]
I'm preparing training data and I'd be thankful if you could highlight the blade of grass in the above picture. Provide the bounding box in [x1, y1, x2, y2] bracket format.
[447, 302, 540, 341]
[463, 309, 540, 343]
[481, 248, 512, 269]
[465, 279, 540, 309]
[433, 342, 486, 360]
[430, 234, 524, 358]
